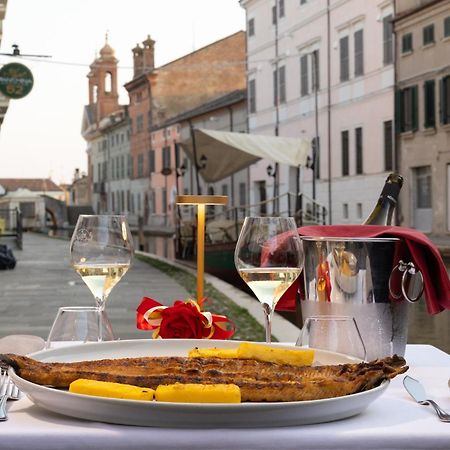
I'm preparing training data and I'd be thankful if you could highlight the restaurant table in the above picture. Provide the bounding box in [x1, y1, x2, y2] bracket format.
[2, 344, 450, 450]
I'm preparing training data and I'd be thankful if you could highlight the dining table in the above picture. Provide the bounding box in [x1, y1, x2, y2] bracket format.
[2, 343, 450, 450]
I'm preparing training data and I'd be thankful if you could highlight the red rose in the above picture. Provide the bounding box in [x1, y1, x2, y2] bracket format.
[158, 301, 210, 339]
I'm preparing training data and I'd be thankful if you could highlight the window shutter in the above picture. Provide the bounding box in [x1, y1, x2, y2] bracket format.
[439, 78, 445, 124]
[300, 54, 308, 96]
[412, 85, 419, 131]
[395, 90, 403, 133]
[340, 36, 349, 81]
[354, 30, 364, 76]
[279, 66, 286, 103]
[424, 80, 435, 128]
[273, 69, 278, 106]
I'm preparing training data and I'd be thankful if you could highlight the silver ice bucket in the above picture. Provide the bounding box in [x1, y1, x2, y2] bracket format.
[300, 237, 422, 361]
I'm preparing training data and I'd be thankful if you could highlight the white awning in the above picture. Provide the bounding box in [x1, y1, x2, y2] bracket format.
[179, 128, 311, 183]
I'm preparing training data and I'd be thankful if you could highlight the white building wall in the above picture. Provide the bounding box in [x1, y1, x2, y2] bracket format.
[241, 0, 396, 224]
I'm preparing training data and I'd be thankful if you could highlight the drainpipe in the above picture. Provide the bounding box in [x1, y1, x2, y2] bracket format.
[327, 0, 332, 224]
[274, 0, 280, 215]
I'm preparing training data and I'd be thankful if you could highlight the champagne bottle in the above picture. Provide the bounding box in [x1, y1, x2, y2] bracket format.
[363, 173, 404, 225]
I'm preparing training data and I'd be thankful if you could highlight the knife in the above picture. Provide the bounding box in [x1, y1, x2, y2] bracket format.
[403, 376, 450, 422]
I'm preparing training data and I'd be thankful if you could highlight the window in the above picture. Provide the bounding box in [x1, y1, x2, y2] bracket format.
[136, 114, 144, 133]
[239, 182, 246, 206]
[340, 36, 349, 82]
[356, 203, 363, 220]
[162, 188, 167, 214]
[115, 156, 120, 179]
[414, 166, 432, 208]
[397, 86, 418, 132]
[440, 76, 450, 124]
[137, 153, 144, 177]
[383, 15, 393, 65]
[248, 18, 255, 36]
[111, 159, 115, 180]
[445, 17, 450, 38]
[137, 193, 141, 213]
[311, 50, 319, 90]
[300, 0, 307, 4]
[341, 130, 349, 176]
[354, 30, 364, 76]
[279, 66, 286, 103]
[423, 24, 435, 46]
[249, 79, 256, 113]
[128, 155, 133, 177]
[355, 127, 363, 175]
[300, 54, 309, 96]
[162, 146, 171, 169]
[402, 33, 413, 53]
[343, 203, 349, 219]
[384, 120, 393, 171]
[273, 66, 286, 104]
[121, 155, 125, 179]
[150, 190, 156, 214]
[130, 193, 134, 214]
[272, 5, 276, 25]
[424, 80, 436, 128]
[148, 149, 155, 174]
[279, 0, 285, 17]
[221, 184, 228, 196]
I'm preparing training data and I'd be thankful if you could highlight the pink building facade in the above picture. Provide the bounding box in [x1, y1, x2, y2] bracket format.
[241, 0, 397, 224]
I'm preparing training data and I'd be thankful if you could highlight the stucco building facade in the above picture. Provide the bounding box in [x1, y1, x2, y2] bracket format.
[394, 0, 450, 234]
[240, 0, 397, 224]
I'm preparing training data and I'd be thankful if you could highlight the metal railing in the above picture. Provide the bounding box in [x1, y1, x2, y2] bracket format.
[175, 192, 327, 259]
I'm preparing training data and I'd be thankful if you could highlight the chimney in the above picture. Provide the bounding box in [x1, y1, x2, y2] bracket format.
[133, 44, 143, 78]
[74, 168, 80, 180]
[142, 35, 155, 72]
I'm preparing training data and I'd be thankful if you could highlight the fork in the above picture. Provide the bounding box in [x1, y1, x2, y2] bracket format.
[0, 369, 20, 421]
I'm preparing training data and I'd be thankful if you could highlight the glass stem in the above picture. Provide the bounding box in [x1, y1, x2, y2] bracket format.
[263, 304, 273, 343]
[95, 297, 106, 342]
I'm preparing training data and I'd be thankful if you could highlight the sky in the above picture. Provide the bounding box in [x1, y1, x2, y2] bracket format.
[0, 0, 246, 184]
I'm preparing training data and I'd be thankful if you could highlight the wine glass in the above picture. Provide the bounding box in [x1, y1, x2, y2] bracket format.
[70, 215, 134, 341]
[296, 316, 367, 361]
[46, 306, 115, 349]
[235, 216, 303, 343]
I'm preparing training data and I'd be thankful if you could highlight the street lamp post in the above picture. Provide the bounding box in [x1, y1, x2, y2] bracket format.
[176, 194, 228, 302]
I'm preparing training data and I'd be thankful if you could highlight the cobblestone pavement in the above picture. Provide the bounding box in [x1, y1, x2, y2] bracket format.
[0, 233, 189, 340]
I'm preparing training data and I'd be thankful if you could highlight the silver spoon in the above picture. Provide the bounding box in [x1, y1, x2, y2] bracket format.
[403, 376, 450, 422]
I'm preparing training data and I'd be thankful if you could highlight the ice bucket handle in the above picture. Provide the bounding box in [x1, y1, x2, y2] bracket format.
[388, 260, 424, 303]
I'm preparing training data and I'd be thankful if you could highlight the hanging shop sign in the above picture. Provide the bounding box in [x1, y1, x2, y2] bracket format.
[0, 63, 34, 99]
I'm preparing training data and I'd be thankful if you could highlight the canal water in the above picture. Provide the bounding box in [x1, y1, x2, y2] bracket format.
[408, 298, 450, 354]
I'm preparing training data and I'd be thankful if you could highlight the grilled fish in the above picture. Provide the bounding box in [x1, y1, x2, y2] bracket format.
[0, 353, 407, 402]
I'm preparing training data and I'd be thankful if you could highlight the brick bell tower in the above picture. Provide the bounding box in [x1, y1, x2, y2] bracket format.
[87, 33, 120, 123]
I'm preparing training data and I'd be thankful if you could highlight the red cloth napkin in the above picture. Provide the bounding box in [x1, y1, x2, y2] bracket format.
[275, 225, 450, 315]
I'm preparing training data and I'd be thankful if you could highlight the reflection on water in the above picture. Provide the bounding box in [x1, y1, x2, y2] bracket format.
[408, 299, 450, 354]
[408, 261, 450, 353]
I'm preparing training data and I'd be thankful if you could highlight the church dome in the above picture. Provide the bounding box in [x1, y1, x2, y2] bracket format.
[100, 43, 115, 59]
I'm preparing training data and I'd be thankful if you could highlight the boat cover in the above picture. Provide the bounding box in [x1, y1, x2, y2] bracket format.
[179, 128, 311, 183]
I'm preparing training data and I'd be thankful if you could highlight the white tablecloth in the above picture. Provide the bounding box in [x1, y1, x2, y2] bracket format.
[2, 344, 450, 450]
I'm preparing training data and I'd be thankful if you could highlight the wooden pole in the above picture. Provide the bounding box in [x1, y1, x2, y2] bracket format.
[196, 203, 205, 301]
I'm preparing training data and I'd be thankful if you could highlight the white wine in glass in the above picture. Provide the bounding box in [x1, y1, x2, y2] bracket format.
[235, 217, 303, 343]
[70, 215, 134, 340]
